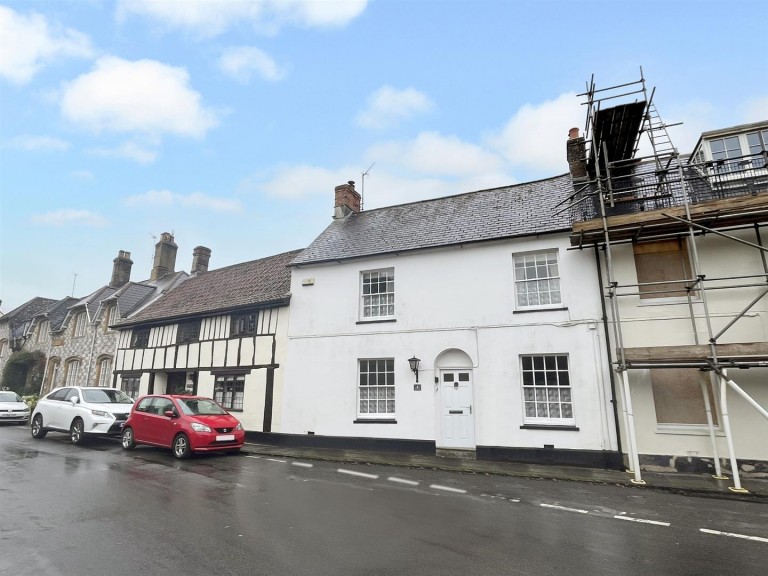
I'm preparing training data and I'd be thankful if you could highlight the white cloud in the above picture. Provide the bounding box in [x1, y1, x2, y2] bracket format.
[367, 132, 504, 178]
[60, 56, 218, 137]
[356, 86, 434, 129]
[89, 141, 158, 164]
[124, 190, 242, 212]
[117, 0, 368, 37]
[218, 46, 285, 82]
[0, 5, 93, 85]
[31, 209, 106, 227]
[489, 92, 582, 175]
[5, 135, 71, 151]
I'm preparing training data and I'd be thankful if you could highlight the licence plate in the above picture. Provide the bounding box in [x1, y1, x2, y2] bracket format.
[216, 434, 235, 441]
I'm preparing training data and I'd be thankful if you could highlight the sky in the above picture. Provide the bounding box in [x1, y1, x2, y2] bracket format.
[1, 0, 766, 313]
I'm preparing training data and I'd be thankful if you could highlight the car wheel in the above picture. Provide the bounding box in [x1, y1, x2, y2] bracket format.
[70, 418, 86, 445]
[172, 433, 191, 459]
[30, 414, 47, 439]
[121, 427, 136, 450]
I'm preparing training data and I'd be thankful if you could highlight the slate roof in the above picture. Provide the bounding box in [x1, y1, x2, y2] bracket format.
[39, 297, 80, 332]
[291, 174, 573, 266]
[70, 285, 117, 320]
[118, 249, 303, 326]
[1, 297, 57, 324]
[104, 271, 189, 320]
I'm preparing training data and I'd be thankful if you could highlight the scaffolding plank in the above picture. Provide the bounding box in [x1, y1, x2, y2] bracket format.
[571, 189, 768, 245]
[623, 342, 768, 363]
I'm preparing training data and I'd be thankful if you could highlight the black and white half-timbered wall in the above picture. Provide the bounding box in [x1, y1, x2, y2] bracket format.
[113, 249, 301, 433]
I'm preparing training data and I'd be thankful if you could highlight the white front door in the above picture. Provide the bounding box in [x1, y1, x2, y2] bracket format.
[440, 370, 475, 448]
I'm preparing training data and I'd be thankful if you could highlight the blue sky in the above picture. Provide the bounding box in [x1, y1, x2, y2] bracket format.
[1, 0, 766, 313]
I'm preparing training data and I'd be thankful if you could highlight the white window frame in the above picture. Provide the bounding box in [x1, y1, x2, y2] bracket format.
[106, 306, 118, 331]
[520, 354, 574, 425]
[360, 268, 395, 320]
[65, 359, 80, 386]
[98, 357, 112, 387]
[74, 312, 87, 337]
[357, 358, 395, 418]
[513, 250, 562, 310]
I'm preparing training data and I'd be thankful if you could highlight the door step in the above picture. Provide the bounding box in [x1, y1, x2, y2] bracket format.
[436, 448, 476, 461]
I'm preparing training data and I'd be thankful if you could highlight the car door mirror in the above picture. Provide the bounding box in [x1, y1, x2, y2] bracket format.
[70, 397, 80, 405]
[164, 410, 175, 418]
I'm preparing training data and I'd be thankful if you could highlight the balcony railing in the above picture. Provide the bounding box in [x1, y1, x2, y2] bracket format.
[571, 151, 768, 222]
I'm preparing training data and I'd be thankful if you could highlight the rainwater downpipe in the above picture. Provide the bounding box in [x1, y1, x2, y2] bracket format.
[594, 244, 623, 456]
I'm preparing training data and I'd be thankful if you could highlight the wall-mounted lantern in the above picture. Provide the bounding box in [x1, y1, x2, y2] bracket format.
[408, 356, 421, 383]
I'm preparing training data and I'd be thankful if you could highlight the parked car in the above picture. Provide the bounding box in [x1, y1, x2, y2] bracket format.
[121, 395, 245, 459]
[30, 386, 134, 444]
[0, 390, 31, 424]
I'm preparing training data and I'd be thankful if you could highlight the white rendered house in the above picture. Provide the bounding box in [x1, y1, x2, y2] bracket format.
[281, 179, 621, 467]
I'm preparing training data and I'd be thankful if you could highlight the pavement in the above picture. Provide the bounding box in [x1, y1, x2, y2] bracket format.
[241, 442, 768, 501]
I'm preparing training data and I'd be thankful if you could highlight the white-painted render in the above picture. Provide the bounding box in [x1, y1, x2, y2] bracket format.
[283, 233, 619, 455]
[606, 229, 768, 463]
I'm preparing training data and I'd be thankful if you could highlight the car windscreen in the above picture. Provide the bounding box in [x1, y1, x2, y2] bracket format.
[176, 398, 227, 416]
[0, 391, 23, 402]
[82, 389, 134, 404]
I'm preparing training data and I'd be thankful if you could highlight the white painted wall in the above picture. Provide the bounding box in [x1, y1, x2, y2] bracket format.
[284, 233, 618, 453]
[607, 229, 768, 462]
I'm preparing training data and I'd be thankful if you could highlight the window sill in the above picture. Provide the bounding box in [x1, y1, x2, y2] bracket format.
[356, 319, 397, 325]
[638, 298, 702, 307]
[655, 425, 723, 436]
[519, 424, 580, 431]
[354, 418, 397, 424]
[513, 307, 568, 314]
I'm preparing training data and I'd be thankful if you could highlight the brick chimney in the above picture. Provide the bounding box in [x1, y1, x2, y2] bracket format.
[333, 181, 361, 220]
[567, 127, 588, 181]
[191, 246, 211, 275]
[150, 232, 178, 281]
[110, 250, 133, 288]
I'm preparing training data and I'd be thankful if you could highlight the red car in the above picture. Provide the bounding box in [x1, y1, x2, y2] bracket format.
[121, 395, 245, 459]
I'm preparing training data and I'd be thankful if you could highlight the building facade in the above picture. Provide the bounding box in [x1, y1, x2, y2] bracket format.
[113, 249, 301, 433]
[281, 180, 621, 467]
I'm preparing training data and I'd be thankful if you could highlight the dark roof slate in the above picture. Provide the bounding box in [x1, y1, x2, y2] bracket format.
[120, 249, 303, 326]
[1, 297, 57, 325]
[291, 175, 573, 265]
[43, 297, 80, 331]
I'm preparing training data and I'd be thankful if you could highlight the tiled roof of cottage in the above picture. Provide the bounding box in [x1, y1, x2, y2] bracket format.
[107, 271, 189, 320]
[118, 249, 303, 326]
[291, 174, 573, 265]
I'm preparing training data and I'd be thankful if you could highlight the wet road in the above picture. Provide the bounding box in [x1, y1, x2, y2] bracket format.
[1, 424, 766, 576]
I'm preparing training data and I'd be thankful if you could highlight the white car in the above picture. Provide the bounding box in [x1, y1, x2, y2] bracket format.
[31, 386, 134, 444]
[0, 390, 31, 424]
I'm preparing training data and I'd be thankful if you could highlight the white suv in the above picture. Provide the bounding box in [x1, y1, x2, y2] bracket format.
[31, 386, 134, 445]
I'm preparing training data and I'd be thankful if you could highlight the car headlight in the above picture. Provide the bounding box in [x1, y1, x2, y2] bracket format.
[91, 409, 111, 418]
[235, 422, 243, 431]
[190, 422, 211, 432]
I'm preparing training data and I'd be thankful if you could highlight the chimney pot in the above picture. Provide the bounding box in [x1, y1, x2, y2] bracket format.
[110, 250, 133, 288]
[150, 232, 178, 281]
[569, 127, 580, 139]
[192, 246, 211, 275]
[333, 180, 361, 219]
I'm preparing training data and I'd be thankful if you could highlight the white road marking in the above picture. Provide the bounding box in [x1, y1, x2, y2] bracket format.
[388, 476, 419, 486]
[540, 503, 589, 514]
[338, 468, 379, 480]
[614, 515, 670, 527]
[266, 458, 286, 463]
[244, 455, 261, 459]
[291, 462, 313, 468]
[430, 484, 467, 494]
[700, 528, 768, 543]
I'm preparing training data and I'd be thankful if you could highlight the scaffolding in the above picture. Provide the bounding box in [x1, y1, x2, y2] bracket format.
[560, 68, 768, 492]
